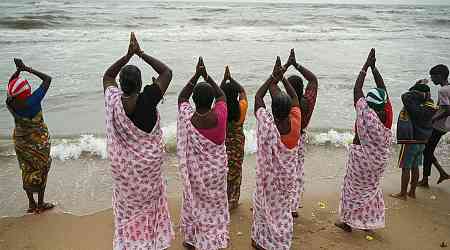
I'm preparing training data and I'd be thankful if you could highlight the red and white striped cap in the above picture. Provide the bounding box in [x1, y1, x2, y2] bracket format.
[7, 77, 31, 99]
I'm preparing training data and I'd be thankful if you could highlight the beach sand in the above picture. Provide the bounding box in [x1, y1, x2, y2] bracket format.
[1, 146, 449, 250]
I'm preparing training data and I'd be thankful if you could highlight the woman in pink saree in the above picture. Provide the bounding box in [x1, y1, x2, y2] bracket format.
[251, 57, 303, 250]
[335, 49, 393, 233]
[177, 57, 229, 250]
[103, 33, 174, 250]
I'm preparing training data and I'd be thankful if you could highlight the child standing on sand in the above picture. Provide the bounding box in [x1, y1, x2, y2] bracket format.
[392, 82, 436, 200]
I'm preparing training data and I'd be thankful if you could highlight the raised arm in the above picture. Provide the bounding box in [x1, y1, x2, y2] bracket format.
[281, 76, 299, 107]
[14, 58, 52, 91]
[369, 51, 388, 99]
[206, 75, 226, 103]
[178, 57, 202, 105]
[354, 49, 374, 105]
[286, 48, 318, 89]
[102, 33, 137, 92]
[269, 57, 283, 98]
[134, 36, 172, 95]
[255, 57, 283, 113]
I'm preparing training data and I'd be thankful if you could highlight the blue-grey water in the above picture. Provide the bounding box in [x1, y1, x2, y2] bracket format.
[0, 0, 449, 154]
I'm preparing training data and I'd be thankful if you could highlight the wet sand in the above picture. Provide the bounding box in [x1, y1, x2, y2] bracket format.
[1, 146, 450, 250]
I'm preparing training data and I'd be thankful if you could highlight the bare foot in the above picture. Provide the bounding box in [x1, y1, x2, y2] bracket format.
[437, 174, 450, 184]
[390, 193, 407, 201]
[334, 222, 352, 232]
[251, 239, 265, 250]
[182, 241, 195, 250]
[417, 180, 429, 188]
[407, 192, 416, 199]
[36, 202, 55, 214]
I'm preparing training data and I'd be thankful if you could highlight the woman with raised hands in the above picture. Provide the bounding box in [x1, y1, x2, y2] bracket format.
[177, 57, 230, 250]
[6, 58, 53, 214]
[220, 66, 248, 210]
[251, 56, 303, 250]
[103, 32, 174, 250]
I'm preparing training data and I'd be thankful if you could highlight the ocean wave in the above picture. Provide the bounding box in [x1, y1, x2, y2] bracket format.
[0, 14, 71, 29]
[0, 18, 50, 29]
[0, 127, 358, 161]
[431, 18, 450, 26]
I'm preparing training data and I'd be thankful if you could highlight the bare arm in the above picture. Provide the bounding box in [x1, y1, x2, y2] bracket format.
[294, 63, 318, 89]
[178, 73, 200, 105]
[354, 49, 374, 105]
[102, 54, 131, 92]
[254, 76, 273, 113]
[205, 75, 226, 102]
[370, 66, 388, 99]
[26, 66, 52, 92]
[281, 76, 299, 107]
[8, 70, 20, 83]
[138, 52, 172, 95]
[230, 78, 247, 101]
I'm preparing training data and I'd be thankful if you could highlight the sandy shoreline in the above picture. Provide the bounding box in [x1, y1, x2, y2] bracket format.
[1, 146, 449, 250]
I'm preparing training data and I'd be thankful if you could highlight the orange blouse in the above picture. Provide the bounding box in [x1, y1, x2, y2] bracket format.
[280, 107, 302, 149]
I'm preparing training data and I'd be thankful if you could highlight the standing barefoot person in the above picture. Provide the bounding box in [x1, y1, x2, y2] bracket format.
[418, 64, 450, 187]
[220, 66, 247, 210]
[103, 32, 174, 250]
[283, 48, 318, 218]
[177, 57, 229, 250]
[6, 58, 53, 214]
[335, 49, 393, 233]
[251, 57, 302, 250]
[391, 82, 436, 200]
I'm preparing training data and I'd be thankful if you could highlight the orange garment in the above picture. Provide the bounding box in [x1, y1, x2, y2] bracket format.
[237, 99, 248, 125]
[280, 107, 302, 149]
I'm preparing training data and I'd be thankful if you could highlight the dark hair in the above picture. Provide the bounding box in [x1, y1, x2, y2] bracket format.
[272, 93, 292, 121]
[430, 64, 449, 79]
[193, 82, 214, 109]
[221, 81, 241, 122]
[288, 75, 304, 98]
[119, 65, 142, 95]
[409, 83, 430, 93]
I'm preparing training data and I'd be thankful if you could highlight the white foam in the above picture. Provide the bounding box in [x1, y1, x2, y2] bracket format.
[311, 130, 354, 147]
[51, 134, 107, 161]
[14, 126, 359, 161]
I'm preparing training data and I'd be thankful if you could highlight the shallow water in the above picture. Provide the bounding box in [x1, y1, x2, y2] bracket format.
[0, 1, 449, 140]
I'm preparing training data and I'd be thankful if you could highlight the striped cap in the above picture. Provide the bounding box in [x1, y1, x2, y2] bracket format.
[366, 88, 387, 111]
[7, 77, 31, 100]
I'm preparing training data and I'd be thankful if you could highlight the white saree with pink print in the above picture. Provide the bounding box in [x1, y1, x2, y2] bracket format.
[177, 102, 230, 250]
[105, 86, 174, 250]
[252, 107, 303, 250]
[339, 97, 392, 230]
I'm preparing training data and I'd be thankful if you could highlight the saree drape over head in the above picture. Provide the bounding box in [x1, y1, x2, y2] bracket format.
[339, 98, 392, 230]
[10, 109, 51, 193]
[105, 86, 173, 250]
[177, 102, 230, 250]
[252, 108, 302, 250]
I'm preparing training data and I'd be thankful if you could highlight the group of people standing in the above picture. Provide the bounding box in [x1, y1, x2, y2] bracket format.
[4, 32, 449, 250]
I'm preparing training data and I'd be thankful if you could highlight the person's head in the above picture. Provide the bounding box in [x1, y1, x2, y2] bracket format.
[7, 76, 31, 100]
[366, 88, 387, 123]
[271, 92, 292, 121]
[221, 81, 240, 122]
[119, 65, 142, 95]
[409, 83, 431, 100]
[193, 82, 214, 110]
[429, 64, 449, 86]
[288, 75, 304, 99]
